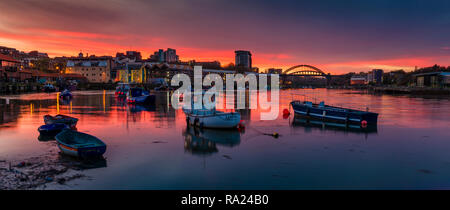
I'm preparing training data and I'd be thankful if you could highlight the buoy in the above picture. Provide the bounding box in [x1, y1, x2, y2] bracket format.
[283, 109, 290, 116]
[272, 132, 279, 138]
[361, 120, 368, 128]
[238, 120, 245, 129]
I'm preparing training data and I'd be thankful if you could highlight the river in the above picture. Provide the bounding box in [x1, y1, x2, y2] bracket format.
[1, 89, 450, 189]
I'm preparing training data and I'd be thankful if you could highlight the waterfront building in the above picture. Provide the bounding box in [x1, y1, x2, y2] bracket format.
[0, 54, 25, 82]
[235, 50, 252, 69]
[350, 76, 367, 85]
[115, 63, 146, 83]
[66, 54, 113, 83]
[414, 72, 450, 88]
[367, 69, 383, 84]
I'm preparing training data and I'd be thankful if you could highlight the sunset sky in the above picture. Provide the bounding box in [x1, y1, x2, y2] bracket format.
[0, 0, 449, 74]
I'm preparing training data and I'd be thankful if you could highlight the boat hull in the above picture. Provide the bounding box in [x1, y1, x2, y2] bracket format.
[38, 123, 69, 136]
[44, 115, 78, 128]
[55, 130, 107, 158]
[290, 101, 378, 125]
[186, 112, 241, 129]
[57, 142, 106, 157]
[127, 95, 155, 104]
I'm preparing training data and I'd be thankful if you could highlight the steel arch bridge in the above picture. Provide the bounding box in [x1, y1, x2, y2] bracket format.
[283, 64, 327, 76]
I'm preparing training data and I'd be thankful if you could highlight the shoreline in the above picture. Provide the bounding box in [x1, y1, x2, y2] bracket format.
[0, 143, 89, 190]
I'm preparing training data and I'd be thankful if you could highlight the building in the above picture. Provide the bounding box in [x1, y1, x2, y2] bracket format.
[235, 50, 252, 69]
[266, 68, 282, 74]
[414, 72, 450, 88]
[65, 54, 113, 83]
[188, 60, 221, 69]
[165, 48, 179, 63]
[0, 46, 21, 56]
[367, 69, 383, 84]
[126, 51, 142, 61]
[350, 76, 367, 85]
[0, 54, 22, 82]
[149, 48, 179, 63]
[115, 63, 145, 84]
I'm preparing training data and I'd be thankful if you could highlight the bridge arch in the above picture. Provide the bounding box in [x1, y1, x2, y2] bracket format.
[283, 65, 326, 76]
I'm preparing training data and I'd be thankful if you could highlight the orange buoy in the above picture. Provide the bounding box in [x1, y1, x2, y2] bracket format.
[283, 109, 290, 116]
[361, 120, 368, 128]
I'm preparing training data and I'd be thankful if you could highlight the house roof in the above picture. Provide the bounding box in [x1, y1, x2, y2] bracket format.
[0, 54, 19, 62]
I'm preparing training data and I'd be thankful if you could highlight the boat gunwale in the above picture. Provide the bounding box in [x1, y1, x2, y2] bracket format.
[290, 100, 378, 115]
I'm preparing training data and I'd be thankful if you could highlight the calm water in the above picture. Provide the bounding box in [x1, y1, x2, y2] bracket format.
[1, 89, 450, 189]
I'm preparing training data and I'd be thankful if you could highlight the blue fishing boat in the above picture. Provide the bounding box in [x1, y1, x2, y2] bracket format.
[59, 89, 73, 99]
[43, 83, 56, 92]
[290, 100, 378, 126]
[55, 129, 107, 157]
[44, 114, 78, 128]
[127, 87, 155, 104]
[38, 123, 69, 136]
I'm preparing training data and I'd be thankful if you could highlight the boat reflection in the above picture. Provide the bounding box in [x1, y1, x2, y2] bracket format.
[128, 104, 156, 113]
[38, 134, 56, 142]
[291, 115, 378, 134]
[58, 155, 107, 170]
[183, 127, 241, 156]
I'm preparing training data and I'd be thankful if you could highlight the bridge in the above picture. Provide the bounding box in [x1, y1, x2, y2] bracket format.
[280, 64, 332, 87]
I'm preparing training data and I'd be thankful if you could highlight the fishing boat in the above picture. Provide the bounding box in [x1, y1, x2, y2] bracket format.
[182, 92, 241, 129]
[44, 114, 79, 128]
[126, 87, 155, 104]
[55, 129, 107, 157]
[184, 109, 241, 129]
[59, 89, 73, 99]
[43, 84, 56, 92]
[38, 123, 69, 136]
[290, 100, 378, 126]
[115, 83, 130, 97]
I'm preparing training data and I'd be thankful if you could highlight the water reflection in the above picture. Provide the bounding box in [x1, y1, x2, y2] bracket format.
[2, 89, 450, 189]
[128, 104, 156, 113]
[183, 126, 241, 156]
[291, 115, 378, 134]
[58, 155, 107, 170]
[37, 134, 56, 142]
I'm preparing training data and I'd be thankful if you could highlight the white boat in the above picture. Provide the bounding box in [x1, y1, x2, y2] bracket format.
[182, 92, 240, 129]
[184, 108, 241, 129]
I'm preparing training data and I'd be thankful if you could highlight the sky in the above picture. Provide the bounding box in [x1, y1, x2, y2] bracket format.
[0, 0, 449, 74]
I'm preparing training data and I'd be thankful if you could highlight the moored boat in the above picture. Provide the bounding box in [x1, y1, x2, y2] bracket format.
[44, 114, 79, 128]
[55, 129, 107, 157]
[59, 89, 73, 99]
[290, 100, 378, 126]
[115, 83, 130, 97]
[184, 109, 241, 129]
[127, 87, 155, 104]
[38, 123, 69, 136]
[182, 92, 241, 129]
[43, 84, 56, 92]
